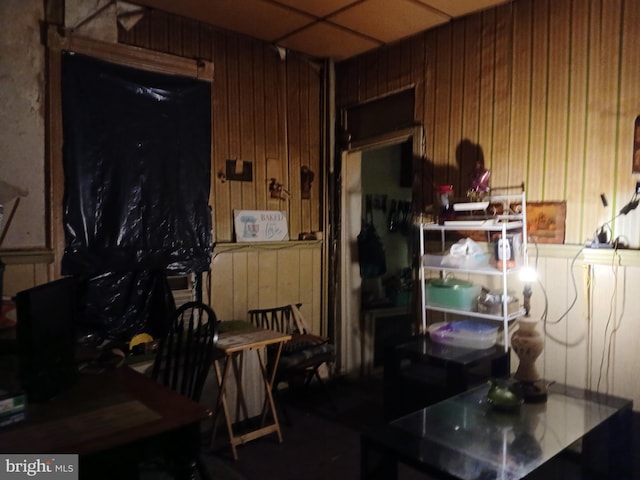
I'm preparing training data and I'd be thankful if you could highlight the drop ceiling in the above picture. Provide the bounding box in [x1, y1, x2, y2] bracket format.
[128, 0, 512, 61]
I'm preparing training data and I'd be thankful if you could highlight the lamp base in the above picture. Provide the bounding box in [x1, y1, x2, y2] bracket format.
[515, 379, 549, 403]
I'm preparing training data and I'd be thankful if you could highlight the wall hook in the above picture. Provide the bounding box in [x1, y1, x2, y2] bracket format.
[269, 178, 289, 199]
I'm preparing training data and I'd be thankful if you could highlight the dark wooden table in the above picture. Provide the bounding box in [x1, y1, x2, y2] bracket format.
[0, 365, 211, 479]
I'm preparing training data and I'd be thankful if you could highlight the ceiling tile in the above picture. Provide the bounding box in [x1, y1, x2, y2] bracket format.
[273, 0, 358, 18]
[131, 0, 513, 60]
[417, 0, 510, 17]
[328, 0, 451, 44]
[277, 22, 382, 61]
[133, 0, 315, 42]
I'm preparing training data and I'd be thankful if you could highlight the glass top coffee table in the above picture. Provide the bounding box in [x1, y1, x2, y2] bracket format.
[362, 381, 632, 479]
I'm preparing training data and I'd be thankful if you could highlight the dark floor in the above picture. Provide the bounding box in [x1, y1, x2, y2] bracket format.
[187, 375, 640, 480]
[200, 374, 423, 480]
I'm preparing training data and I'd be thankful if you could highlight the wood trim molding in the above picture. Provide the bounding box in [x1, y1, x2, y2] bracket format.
[213, 240, 322, 254]
[47, 28, 213, 81]
[527, 243, 640, 268]
[0, 248, 54, 265]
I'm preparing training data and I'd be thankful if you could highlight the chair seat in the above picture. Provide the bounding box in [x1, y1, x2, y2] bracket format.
[248, 303, 335, 389]
[279, 342, 335, 370]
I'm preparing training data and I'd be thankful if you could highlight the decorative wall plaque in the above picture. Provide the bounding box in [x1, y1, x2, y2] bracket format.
[233, 210, 289, 242]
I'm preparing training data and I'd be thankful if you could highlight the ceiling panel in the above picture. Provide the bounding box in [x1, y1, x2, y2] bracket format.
[417, 0, 511, 17]
[328, 0, 451, 43]
[131, 0, 316, 42]
[275, 0, 358, 18]
[278, 21, 382, 61]
[128, 0, 513, 60]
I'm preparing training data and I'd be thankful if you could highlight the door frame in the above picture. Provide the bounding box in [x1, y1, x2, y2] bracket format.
[335, 126, 424, 376]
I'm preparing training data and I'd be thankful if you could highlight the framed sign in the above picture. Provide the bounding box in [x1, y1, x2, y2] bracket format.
[526, 201, 566, 244]
[234, 210, 289, 242]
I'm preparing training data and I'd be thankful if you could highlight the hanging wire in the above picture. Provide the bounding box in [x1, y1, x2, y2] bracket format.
[543, 246, 583, 326]
[585, 264, 593, 391]
[596, 248, 625, 395]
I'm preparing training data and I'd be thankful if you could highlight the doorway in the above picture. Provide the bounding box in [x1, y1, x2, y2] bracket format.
[337, 126, 424, 376]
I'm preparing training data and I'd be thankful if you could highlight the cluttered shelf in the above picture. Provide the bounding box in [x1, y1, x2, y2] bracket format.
[419, 190, 528, 352]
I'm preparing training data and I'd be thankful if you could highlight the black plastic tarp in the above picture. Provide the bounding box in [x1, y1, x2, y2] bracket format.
[61, 51, 212, 275]
[75, 270, 176, 345]
[60, 52, 212, 344]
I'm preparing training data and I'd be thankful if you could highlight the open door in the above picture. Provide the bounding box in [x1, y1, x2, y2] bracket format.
[336, 126, 424, 376]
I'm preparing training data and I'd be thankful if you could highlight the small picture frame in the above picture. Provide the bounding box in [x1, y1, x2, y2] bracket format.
[526, 201, 566, 244]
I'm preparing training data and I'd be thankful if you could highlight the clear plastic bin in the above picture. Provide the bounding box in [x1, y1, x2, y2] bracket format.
[428, 320, 498, 349]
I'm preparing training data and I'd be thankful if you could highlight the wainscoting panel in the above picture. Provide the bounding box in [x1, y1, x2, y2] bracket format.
[0, 251, 54, 298]
[209, 241, 323, 334]
[522, 246, 640, 410]
[208, 240, 323, 421]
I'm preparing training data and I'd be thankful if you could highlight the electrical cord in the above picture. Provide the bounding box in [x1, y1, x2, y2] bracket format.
[596, 258, 617, 394]
[596, 247, 626, 395]
[619, 196, 639, 215]
[526, 237, 549, 329]
[544, 245, 583, 326]
[592, 191, 640, 244]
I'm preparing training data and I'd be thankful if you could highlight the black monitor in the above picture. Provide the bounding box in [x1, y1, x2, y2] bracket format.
[15, 277, 78, 402]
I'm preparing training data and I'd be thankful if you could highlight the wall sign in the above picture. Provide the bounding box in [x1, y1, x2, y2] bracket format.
[234, 210, 289, 242]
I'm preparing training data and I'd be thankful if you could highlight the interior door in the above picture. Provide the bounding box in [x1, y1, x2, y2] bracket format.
[338, 149, 363, 375]
[337, 126, 424, 377]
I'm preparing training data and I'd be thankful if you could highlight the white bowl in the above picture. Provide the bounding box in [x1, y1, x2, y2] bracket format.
[453, 201, 490, 212]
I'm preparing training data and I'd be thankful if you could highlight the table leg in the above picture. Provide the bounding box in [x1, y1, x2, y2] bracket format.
[230, 351, 250, 423]
[259, 342, 282, 423]
[256, 345, 283, 443]
[173, 423, 204, 480]
[211, 355, 239, 460]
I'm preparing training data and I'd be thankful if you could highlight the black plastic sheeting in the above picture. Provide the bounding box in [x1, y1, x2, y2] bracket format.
[60, 52, 212, 344]
[75, 270, 176, 347]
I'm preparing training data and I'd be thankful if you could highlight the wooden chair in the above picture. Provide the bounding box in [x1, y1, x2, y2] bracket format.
[247, 304, 334, 393]
[150, 301, 219, 479]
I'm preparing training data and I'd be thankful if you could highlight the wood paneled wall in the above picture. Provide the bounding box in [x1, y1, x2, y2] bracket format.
[120, 10, 322, 243]
[336, 0, 640, 409]
[336, 0, 640, 248]
[119, 11, 325, 333]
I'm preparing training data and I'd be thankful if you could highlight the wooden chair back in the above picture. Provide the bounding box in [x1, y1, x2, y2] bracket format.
[248, 303, 304, 335]
[151, 301, 218, 402]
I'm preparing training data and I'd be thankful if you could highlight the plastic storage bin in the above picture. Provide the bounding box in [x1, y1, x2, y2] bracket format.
[425, 278, 481, 311]
[428, 320, 498, 349]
